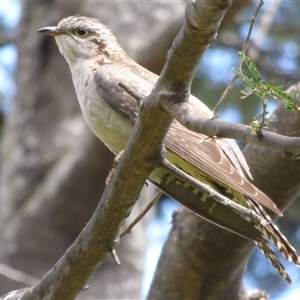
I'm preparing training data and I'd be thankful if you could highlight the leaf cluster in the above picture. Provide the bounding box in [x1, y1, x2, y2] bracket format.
[235, 52, 300, 113]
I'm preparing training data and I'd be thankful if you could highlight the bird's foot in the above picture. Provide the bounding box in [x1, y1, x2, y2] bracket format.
[106, 150, 124, 184]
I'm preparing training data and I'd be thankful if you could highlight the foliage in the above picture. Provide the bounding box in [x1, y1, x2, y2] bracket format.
[234, 52, 300, 133]
[235, 52, 300, 112]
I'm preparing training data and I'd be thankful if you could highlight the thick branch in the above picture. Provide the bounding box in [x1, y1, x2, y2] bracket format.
[154, 0, 232, 92]
[0, 1, 233, 300]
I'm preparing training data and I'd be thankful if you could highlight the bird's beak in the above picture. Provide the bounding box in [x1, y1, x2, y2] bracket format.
[37, 26, 64, 37]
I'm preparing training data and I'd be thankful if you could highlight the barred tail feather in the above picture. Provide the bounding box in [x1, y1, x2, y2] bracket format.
[256, 240, 292, 284]
[249, 199, 300, 265]
[246, 197, 300, 283]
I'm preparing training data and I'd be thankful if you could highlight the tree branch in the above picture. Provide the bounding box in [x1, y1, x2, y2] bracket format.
[167, 96, 300, 157]
[160, 158, 268, 227]
[1, 1, 233, 299]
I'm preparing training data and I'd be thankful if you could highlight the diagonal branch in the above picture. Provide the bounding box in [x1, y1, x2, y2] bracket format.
[167, 96, 300, 157]
[1, 1, 233, 300]
[161, 158, 268, 227]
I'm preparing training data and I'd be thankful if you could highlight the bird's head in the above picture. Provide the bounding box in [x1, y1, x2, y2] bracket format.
[38, 15, 125, 65]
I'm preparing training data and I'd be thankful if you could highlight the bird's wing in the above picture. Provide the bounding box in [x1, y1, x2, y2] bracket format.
[94, 63, 155, 125]
[219, 138, 253, 180]
[94, 63, 281, 216]
[95, 66, 139, 125]
[164, 122, 281, 215]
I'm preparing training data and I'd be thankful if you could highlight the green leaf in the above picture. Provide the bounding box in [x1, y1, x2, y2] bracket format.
[235, 52, 299, 114]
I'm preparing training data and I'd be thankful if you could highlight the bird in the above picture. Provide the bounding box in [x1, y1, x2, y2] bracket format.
[38, 15, 300, 283]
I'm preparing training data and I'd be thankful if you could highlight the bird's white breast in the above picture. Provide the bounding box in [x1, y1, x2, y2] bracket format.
[71, 62, 133, 155]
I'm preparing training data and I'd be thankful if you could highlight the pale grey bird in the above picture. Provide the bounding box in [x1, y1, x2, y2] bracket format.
[38, 15, 300, 283]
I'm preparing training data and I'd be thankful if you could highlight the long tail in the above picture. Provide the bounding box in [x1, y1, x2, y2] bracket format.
[247, 198, 300, 283]
[256, 239, 292, 283]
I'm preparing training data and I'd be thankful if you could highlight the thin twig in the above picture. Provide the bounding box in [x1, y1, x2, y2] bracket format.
[213, 0, 264, 114]
[0, 263, 38, 286]
[160, 158, 268, 226]
[109, 248, 121, 265]
[248, 0, 282, 61]
[120, 189, 163, 238]
[258, 98, 268, 134]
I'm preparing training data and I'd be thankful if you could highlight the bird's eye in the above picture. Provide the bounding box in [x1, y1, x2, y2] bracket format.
[74, 28, 88, 37]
